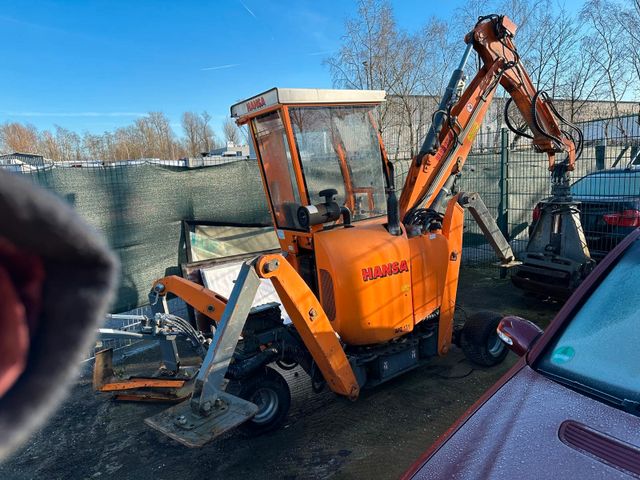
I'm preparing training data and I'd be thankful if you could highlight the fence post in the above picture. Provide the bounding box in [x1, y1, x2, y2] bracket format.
[595, 143, 606, 170]
[498, 128, 509, 279]
[631, 145, 639, 166]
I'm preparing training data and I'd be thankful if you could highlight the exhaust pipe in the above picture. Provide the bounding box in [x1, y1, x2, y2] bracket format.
[387, 188, 401, 236]
[384, 161, 401, 236]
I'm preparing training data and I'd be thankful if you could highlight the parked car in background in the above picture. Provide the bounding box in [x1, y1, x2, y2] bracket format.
[403, 229, 640, 480]
[531, 167, 640, 259]
[572, 167, 640, 258]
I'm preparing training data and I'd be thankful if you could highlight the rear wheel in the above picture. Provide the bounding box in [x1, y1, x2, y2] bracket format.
[460, 311, 508, 367]
[227, 366, 291, 436]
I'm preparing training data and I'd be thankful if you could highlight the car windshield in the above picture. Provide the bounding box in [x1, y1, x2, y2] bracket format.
[571, 170, 640, 197]
[537, 238, 640, 407]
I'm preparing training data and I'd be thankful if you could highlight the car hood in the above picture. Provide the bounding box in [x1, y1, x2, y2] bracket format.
[411, 366, 640, 479]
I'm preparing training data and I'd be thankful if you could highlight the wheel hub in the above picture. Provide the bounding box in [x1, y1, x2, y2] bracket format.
[251, 387, 279, 424]
[487, 333, 504, 356]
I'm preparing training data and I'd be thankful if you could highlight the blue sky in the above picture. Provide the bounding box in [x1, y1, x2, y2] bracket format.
[0, 0, 582, 138]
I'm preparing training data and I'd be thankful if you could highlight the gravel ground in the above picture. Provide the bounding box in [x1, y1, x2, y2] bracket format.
[0, 267, 560, 480]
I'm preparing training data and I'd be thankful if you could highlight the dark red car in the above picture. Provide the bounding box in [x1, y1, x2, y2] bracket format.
[404, 228, 640, 479]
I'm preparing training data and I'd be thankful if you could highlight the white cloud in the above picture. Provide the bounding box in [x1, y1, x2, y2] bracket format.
[307, 50, 332, 56]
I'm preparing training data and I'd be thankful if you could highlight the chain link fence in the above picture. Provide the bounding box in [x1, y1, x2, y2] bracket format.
[440, 113, 640, 265]
[4, 113, 639, 313]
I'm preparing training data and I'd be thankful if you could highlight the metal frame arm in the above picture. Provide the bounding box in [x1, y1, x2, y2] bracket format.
[256, 254, 360, 399]
[476, 17, 576, 173]
[150, 275, 228, 324]
[458, 192, 520, 266]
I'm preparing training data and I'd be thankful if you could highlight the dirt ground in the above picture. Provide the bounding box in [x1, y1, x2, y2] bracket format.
[0, 268, 561, 480]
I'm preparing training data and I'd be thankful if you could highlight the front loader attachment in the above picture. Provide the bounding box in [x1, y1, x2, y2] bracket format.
[144, 260, 261, 447]
[96, 254, 359, 446]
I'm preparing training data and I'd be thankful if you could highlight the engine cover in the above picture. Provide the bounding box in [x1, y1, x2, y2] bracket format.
[313, 218, 449, 346]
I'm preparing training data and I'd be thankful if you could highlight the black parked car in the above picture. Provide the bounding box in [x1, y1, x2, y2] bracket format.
[531, 167, 640, 259]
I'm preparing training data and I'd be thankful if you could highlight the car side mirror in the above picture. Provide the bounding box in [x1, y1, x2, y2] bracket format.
[497, 316, 543, 357]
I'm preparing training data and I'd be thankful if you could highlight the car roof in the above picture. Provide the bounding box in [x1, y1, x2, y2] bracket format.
[581, 167, 640, 177]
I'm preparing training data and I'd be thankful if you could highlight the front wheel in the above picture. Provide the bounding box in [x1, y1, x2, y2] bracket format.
[227, 366, 291, 436]
[460, 311, 508, 367]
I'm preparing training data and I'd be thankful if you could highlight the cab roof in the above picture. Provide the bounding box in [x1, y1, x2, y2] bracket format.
[230, 88, 386, 120]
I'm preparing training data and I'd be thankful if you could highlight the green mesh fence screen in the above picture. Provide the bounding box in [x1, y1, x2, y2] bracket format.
[8, 114, 638, 310]
[15, 159, 270, 312]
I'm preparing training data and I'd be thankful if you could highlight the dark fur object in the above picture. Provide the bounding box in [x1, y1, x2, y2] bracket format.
[0, 170, 118, 461]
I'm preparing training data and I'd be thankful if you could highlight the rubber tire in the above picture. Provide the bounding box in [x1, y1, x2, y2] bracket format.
[228, 366, 291, 436]
[460, 311, 508, 367]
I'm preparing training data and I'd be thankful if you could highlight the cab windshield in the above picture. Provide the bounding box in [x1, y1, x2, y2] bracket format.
[537, 238, 640, 410]
[289, 105, 387, 222]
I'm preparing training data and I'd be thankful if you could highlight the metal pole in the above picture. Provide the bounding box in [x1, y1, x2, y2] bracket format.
[498, 128, 510, 279]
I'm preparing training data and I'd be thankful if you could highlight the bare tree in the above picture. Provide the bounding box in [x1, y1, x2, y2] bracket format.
[182, 111, 221, 156]
[324, 0, 402, 132]
[618, 0, 640, 98]
[132, 112, 184, 159]
[581, 0, 633, 123]
[81, 132, 106, 160]
[325, 0, 397, 91]
[452, 0, 493, 36]
[198, 111, 220, 152]
[182, 112, 201, 157]
[38, 130, 60, 160]
[390, 29, 430, 157]
[418, 19, 458, 98]
[51, 126, 82, 161]
[0, 122, 39, 154]
[559, 36, 609, 121]
[223, 118, 241, 145]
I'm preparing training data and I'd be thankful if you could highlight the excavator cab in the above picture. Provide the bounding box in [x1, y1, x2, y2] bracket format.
[231, 89, 388, 233]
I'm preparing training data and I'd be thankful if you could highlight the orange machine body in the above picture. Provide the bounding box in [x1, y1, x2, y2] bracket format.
[313, 217, 452, 346]
[228, 8, 576, 355]
[231, 88, 463, 351]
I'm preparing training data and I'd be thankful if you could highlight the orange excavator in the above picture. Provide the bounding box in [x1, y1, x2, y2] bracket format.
[94, 14, 588, 446]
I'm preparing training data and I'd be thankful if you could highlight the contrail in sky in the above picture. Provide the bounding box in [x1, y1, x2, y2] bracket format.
[238, 0, 257, 19]
[201, 63, 242, 71]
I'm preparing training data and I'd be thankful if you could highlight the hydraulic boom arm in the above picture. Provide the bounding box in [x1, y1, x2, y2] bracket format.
[399, 14, 582, 221]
